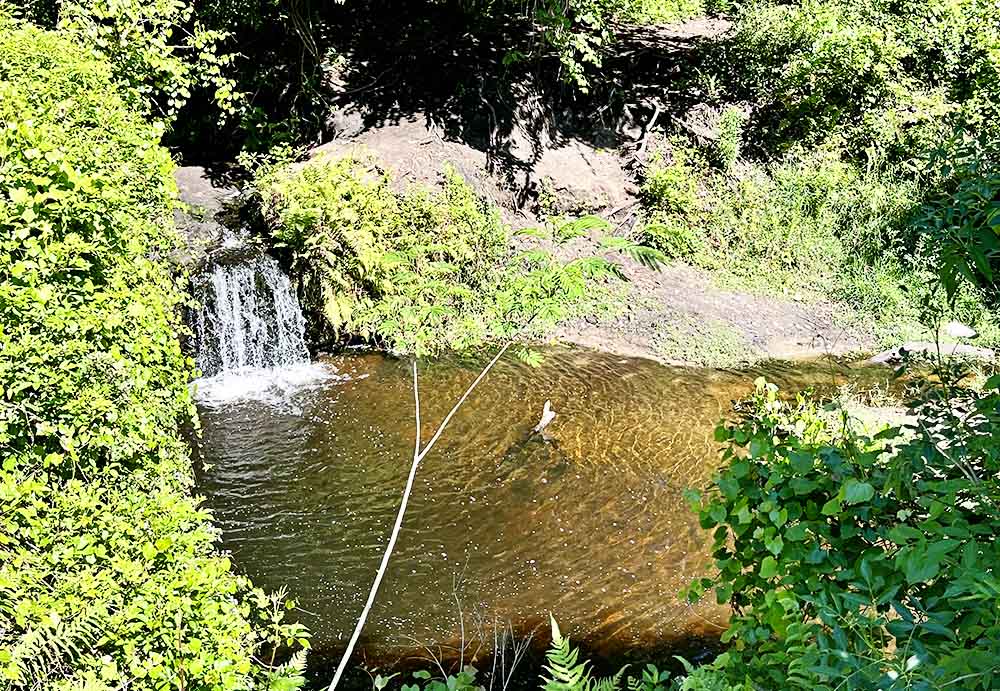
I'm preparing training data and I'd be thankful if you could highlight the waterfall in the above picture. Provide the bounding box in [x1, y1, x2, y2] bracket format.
[191, 252, 309, 378]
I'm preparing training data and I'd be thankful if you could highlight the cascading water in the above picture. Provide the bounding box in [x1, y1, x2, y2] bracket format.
[188, 243, 330, 405]
[191, 254, 309, 377]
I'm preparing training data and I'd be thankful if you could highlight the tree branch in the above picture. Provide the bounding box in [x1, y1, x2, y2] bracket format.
[327, 342, 513, 691]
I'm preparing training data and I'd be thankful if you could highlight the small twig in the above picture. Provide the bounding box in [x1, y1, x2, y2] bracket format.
[635, 103, 661, 160]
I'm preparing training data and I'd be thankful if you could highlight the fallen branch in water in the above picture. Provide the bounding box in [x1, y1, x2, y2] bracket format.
[327, 342, 514, 691]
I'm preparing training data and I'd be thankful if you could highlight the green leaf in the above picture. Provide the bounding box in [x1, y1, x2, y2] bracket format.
[760, 556, 778, 579]
[843, 480, 874, 504]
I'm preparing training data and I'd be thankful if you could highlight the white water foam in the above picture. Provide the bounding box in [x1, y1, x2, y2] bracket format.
[192, 362, 339, 409]
[189, 243, 336, 408]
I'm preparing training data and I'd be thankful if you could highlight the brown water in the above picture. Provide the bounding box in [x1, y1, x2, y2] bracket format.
[191, 346, 889, 666]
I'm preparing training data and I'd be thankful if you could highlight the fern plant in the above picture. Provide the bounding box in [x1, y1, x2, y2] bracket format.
[7, 608, 107, 686]
[258, 157, 666, 356]
[542, 616, 627, 691]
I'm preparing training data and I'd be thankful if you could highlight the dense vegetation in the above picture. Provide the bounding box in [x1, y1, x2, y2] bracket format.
[685, 372, 1000, 690]
[637, 0, 1000, 346]
[0, 17, 306, 689]
[255, 151, 660, 355]
[3, 0, 999, 688]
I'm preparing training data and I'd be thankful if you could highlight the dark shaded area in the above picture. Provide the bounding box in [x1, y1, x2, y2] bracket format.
[302, 623, 722, 691]
[175, 0, 725, 184]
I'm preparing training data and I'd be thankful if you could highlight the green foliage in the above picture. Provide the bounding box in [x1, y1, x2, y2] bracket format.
[543, 616, 628, 691]
[640, 147, 710, 261]
[396, 667, 484, 691]
[257, 153, 652, 355]
[642, 143, 918, 297]
[915, 137, 1000, 304]
[725, 0, 1000, 158]
[539, 619, 742, 691]
[18, 0, 240, 125]
[687, 375, 1000, 690]
[532, 0, 704, 90]
[0, 18, 306, 689]
[713, 107, 745, 172]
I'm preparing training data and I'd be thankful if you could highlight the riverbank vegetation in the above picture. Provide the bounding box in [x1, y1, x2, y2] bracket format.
[636, 0, 1000, 348]
[0, 16, 306, 688]
[255, 151, 661, 355]
[3, 0, 999, 688]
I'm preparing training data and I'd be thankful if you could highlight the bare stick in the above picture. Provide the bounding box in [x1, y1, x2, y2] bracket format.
[416, 342, 512, 464]
[327, 343, 513, 691]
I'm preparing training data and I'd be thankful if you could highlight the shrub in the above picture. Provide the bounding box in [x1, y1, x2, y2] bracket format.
[640, 147, 713, 261]
[713, 107, 745, 172]
[0, 17, 306, 688]
[686, 376, 1000, 690]
[15, 0, 240, 125]
[727, 1, 906, 145]
[257, 152, 657, 355]
[725, 0, 1000, 160]
[915, 137, 1000, 305]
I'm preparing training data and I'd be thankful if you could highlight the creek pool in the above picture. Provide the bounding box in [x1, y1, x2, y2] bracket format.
[191, 346, 889, 666]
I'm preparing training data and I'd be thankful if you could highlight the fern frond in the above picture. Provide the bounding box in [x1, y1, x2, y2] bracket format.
[542, 616, 627, 691]
[12, 608, 107, 685]
[565, 257, 628, 281]
[554, 215, 612, 243]
[515, 226, 552, 241]
[592, 666, 629, 691]
[598, 238, 666, 271]
[516, 249, 554, 265]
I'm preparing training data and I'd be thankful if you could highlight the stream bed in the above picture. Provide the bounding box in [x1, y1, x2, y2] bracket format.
[191, 346, 892, 668]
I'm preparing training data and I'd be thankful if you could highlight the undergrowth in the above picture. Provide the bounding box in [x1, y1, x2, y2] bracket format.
[637, 0, 1000, 350]
[639, 141, 1000, 349]
[0, 15, 306, 689]
[255, 151, 663, 356]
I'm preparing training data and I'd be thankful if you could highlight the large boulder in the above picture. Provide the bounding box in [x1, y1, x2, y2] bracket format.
[171, 166, 241, 267]
[311, 109, 635, 222]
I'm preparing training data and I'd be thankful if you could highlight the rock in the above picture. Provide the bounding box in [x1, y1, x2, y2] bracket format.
[175, 166, 239, 214]
[309, 108, 635, 220]
[944, 321, 978, 339]
[528, 140, 633, 215]
[171, 166, 241, 268]
[868, 341, 995, 365]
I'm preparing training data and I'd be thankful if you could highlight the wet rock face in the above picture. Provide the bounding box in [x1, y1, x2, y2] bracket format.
[171, 166, 241, 268]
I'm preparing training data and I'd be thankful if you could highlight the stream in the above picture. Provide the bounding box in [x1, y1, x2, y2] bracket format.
[185, 236, 893, 675]
[190, 347, 892, 667]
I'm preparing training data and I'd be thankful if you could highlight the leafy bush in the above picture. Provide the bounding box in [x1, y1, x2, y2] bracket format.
[16, 0, 239, 125]
[642, 144, 919, 299]
[725, 0, 1000, 159]
[915, 137, 1000, 305]
[686, 375, 1000, 690]
[257, 152, 660, 355]
[713, 107, 745, 172]
[0, 17, 305, 688]
[640, 147, 712, 261]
